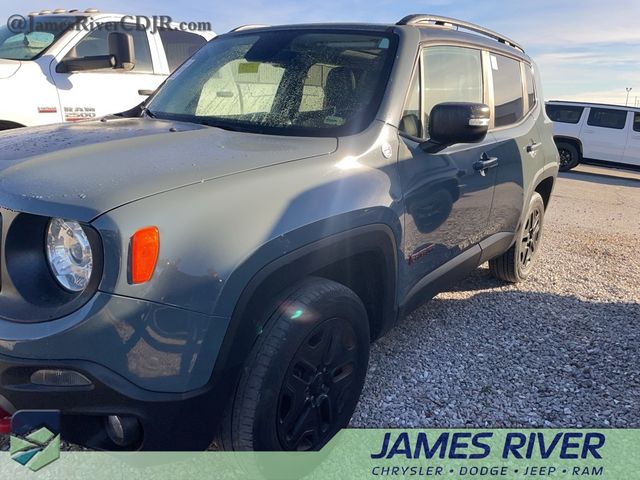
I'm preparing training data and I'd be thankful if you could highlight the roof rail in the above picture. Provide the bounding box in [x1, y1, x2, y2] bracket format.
[229, 24, 269, 33]
[397, 14, 524, 53]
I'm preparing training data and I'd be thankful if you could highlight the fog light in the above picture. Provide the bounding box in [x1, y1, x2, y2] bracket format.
[30, 369, 92, 387]
[105, 415, 141, 447]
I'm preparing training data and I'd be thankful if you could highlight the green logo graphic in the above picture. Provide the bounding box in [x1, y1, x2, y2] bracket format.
[10, 427, 60, 472]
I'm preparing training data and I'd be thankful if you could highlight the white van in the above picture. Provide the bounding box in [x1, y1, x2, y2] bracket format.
[546, 100, 640, 171]
[0, 9, 215, 130]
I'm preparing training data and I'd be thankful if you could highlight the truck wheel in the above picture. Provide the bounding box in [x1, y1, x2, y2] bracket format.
[226, 277, 370, 451]
[490, 192, 545, 283]
[556, 142, 580, 171]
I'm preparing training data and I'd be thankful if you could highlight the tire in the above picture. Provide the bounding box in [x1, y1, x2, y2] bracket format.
[223, 277, 370, 451]
[556, 141, 580, 171]
[489, 192, 546, 283]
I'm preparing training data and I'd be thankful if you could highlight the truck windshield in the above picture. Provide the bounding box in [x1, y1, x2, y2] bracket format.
[147, 30, 397, 136]
[0, 16, 78, 60]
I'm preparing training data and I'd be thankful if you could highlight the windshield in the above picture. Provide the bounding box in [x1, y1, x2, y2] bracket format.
[147, 30, 398, 136]
[0, 15, 78, 60]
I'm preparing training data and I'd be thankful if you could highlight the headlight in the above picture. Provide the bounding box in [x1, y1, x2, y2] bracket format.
[46, 218, 93, 292]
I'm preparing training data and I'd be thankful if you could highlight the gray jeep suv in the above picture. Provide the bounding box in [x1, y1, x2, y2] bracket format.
[0, 14, 558, 451]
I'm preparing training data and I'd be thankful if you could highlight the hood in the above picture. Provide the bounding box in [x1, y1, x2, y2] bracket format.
[0, 117, 337, 221]
[0, 58, 21, 79]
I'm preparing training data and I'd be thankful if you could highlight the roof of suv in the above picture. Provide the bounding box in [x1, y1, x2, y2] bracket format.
[227, 14, 531, 62]
[547, 100, 640, 113]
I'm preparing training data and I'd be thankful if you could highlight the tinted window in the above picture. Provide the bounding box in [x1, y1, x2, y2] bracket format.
[64, 23, 153, 73]
[491, 54, 524, 127]
[148, 31, 397, 137]
[422, 46, 483, 132]
[158, 29, 206, 72]
[545, 104, 584, 124]
[587, 108, 627, 129]
[525, 64, 536, 111]
[399, 66, 422, 138]
[634, 113, 640, 132]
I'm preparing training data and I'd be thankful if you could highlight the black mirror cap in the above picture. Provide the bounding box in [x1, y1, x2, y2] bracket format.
[109, 32, 136, 71]
[56, 55, 116, 73]
[422, 102, 490, 153]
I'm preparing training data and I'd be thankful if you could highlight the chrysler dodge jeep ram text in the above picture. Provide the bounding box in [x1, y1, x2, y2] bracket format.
[0, 15, 558, 451]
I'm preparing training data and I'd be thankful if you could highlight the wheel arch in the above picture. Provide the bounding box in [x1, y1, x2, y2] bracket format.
[534, 175, 555, 210]
[553, 135, 583, 157]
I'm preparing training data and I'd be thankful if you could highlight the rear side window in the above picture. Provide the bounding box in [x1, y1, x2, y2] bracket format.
[587, 108, 628, 129]
[491, 54, 524, 127]
[545, 104, 584, 124]
[158, 29, 207, 72]
[634, 113, 640, 132]
[524, 64, 536, 111]
[421, 46, 483, 132]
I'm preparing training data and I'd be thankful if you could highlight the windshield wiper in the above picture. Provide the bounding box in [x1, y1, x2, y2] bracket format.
[199, 119, 245, 132]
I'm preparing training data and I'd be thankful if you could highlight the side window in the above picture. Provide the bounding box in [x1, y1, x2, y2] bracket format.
[421, 46, 483, 132]
[491, 53, 524, 127]
[524, 64, 536, 111]
[587, 108, 628, 130]
[634, 113, 640, 132]
[399, 65, 422, 138]
[158, 29, 206, 72]
[545, 104, 584, 124]
[64, 23, 153, 73]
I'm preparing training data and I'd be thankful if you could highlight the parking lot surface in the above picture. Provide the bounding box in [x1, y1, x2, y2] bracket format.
[352, 164, 640, 429]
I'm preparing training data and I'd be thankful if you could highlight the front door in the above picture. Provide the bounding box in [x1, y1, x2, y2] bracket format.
[399, 45, 497, 292]
[50, 21, 164, 122]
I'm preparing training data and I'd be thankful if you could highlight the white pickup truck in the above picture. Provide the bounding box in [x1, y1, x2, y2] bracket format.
[0, 9, 215, 130]
[546, 100, 640, 171]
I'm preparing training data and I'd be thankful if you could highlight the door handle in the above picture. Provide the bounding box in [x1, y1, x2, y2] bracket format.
[473, 154, 499, 176]
[526, 142, 542, 153]
[138, 89, 154, 96]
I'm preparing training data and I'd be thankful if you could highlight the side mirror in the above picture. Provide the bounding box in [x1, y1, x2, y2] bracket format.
[421, 102, 490, 154]
[56, 32, 135, 73]
[109, 32, 135, 71]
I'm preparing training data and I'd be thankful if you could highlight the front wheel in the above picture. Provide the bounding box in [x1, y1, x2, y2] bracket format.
[556, 141, 580, 171]
[490, 192, 546, 283]
[223, 277, 370, 451]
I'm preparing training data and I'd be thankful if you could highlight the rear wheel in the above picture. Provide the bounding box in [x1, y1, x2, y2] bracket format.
[223, 277, 370, 451]
[490, 192, 546, 283]
[556, 141, 580, 171]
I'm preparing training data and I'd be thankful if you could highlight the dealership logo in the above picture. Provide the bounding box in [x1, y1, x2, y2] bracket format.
[10, 426, 61, 472]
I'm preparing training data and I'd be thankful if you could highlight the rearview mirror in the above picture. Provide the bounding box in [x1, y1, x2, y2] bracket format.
[421, 102, 490, 154]
[56, 32, 135, 73]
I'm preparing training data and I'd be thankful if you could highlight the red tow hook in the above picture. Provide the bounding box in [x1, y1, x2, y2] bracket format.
[0, 408, 11, 434]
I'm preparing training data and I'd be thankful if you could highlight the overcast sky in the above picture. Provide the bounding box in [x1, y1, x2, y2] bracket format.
[2, 0, 639, 106]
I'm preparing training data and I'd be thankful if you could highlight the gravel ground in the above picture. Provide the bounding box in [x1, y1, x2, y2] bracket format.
[1, 165, 638, 452]
[352, 165, 640, 429]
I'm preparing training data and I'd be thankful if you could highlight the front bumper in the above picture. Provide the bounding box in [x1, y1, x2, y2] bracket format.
[0, 353, 223, 450]
[0, 292, 235, 450]
[0, 292, 229, 393]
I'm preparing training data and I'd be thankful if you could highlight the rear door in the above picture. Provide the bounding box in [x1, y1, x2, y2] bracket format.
[398, 45, 497, 290]
[622, 112, 640, 167]
[487, 52, 543, 236]
[580, 107, 629, 162]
